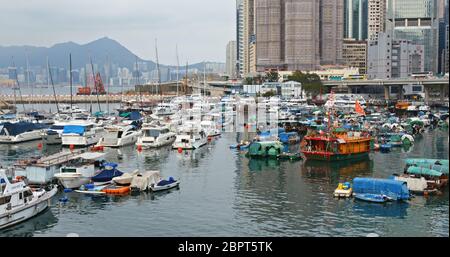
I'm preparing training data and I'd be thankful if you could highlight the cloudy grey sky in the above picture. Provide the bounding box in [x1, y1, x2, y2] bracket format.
[0, 0, 236, 65]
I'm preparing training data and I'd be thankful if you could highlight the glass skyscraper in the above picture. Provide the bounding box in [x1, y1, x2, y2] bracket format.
[387, 0, 439, 72]
[344, 0, 368, 40]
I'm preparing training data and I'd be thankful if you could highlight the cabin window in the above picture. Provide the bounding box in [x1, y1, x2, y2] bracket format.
[19, 192, 23, 200]
[24, 190, 33, 198]
[0, 196, 12, 205]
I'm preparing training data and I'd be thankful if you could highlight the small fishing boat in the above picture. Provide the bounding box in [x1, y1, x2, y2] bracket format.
[352, 177, 410, 201]
[1, 170, 58, 229]
[246, 141, 284, 158]
[354, 193, 390, 203]
[334, 182, 352, 198]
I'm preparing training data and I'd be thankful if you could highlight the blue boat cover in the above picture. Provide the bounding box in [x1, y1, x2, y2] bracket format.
[279, 132, 298, 143]
[353, 177, 410, 201]
[91, 168, 123, 182]
[0, 122, 48, 136]
[63, 125, 86, 135]
[156, 177, 176, 186]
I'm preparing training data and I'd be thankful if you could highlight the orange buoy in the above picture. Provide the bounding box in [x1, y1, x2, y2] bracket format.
[137, 145, 143, 152]
[177, 147, 183, 153]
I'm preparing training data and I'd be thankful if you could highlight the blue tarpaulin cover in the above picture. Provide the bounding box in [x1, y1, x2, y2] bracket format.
[279, 132, 298, 143]
[0, 122, 48, 136]
[353, 177, 410, 201]
[92, 168, 123, 182]
[63, 125, 86, 135]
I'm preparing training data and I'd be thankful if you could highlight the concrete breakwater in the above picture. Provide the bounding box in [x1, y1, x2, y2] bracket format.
[0, 94, 175, 104]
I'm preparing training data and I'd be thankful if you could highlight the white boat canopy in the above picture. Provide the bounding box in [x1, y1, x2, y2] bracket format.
[76, 152, 106, 160]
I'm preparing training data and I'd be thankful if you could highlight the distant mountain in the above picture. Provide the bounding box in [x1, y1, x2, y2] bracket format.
[0, 37, 225, 74]
[0, 37, 155, 70]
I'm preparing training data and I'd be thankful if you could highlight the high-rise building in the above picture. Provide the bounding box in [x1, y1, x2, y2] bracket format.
[386, 0, 439, 73]
[344, 0, 368, 40]
[343, 39, 368, 74]
[255, 0, 343, 72]
[226, 41, 237, 78]
[367, 32, 424, 79]
[368, 0, 386, 42]
[236, 0, 244, 77]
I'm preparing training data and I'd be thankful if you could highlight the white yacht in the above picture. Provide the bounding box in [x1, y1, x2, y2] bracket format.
[53, 152, 106, 189]
[200, 120, 221, 137]
[172, 122, 208, 150]
[152, 103, 179, 116]
[41, 122, 68, 145]
[137, 124, 176, 148]
[97, 124, 141, 148]
[61, 121, 105, 147]
[0, 170, 58, 230]
[0, 121, 49, 144]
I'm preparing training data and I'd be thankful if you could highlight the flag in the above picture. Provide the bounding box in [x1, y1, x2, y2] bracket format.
[355, 100, 366, 116]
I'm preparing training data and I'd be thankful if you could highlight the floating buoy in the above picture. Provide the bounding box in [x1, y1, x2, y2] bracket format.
[177, 147, 183, 153]
[207, 137, 212, 142]
[137, 145, 143, 152]
[69, 144, 75, 150]
[37, 143, 43, 149]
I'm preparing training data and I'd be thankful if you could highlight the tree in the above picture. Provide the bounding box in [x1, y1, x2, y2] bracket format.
[287, 71, 325, 97]
[262, 90, 276, 97]
[266, 71, 279, 82]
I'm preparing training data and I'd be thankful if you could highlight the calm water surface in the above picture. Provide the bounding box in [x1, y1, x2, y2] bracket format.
[0, 114, 448, 237]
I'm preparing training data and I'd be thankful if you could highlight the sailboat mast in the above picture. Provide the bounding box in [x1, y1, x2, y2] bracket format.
[69, 53, 73, 117]
[48, 58, 60, 114]
[11, 57, 26, 112]
[106, 55, 110, 115]
[203, 61, 206, 97]
[176, 44, 180, 97]
[89, 56, 102, 113]
[155, 38, 161, 96]
[26, 53, 33, 110]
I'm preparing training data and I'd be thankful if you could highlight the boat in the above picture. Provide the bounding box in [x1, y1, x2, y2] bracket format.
[137, 124, 176, 148]
[200, 120, 221, 138]
[112, 171, 138, 185]
[91, 163, 123, 184]
[150, 176, 180, 192]
[152, 103, 178, 116]
[352, 177, 410, 201]
[61, 121, 105, 147]
[0, 121, 49, 144]
[74, 184, 107, 194]
[101, 185, 130, 195]
[172, 123, 208, 150]
[41, 122, 68, 145]
[334, 182, 352, 198]
[354, 193, 390, 203]
[300, 128, 371, 161]
[53, 152, 106, 189]
[97, 124, 141, 148]
[0, 170, 58, 230]
[246, 141, 284, 158]
[279, 131, 300, 144]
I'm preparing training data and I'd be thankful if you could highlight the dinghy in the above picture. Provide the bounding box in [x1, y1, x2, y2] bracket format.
[150, 177, 180, 192]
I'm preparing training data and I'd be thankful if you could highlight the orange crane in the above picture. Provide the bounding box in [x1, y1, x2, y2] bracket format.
[77, 72, 106, 95]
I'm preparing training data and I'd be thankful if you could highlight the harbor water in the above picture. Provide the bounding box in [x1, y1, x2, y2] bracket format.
[0, 106, 448, 236]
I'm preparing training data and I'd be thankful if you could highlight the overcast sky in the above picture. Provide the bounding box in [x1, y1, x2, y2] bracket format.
[0, 0, 236, 65]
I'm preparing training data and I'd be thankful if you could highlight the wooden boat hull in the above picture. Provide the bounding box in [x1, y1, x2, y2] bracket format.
[301, 151, 369, 161]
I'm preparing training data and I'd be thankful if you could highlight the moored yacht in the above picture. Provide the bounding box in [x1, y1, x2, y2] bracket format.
[172, 122, 208, 150]
[61, 121, 105, 147]
[137, 124, 176, 148]
[0, 121, 49, 144]
[0, 170, 58, 230]
[97, 124, 141, 148]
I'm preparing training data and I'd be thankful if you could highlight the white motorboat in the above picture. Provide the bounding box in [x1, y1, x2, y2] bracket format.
[200, 120, 221, 138]
[152, 103, 179, 116]
[41, 122, 68, 145]
[137, 124, 176, 148]
[97, 124, 141, 148]
[53, 152, 106, 189]
[0, 170, 58, 230]
[172, 123, 208, 150]
[130, 170, 179, 192]
[112, 170, 138, 185]
[61, 121, 105, 147]
[0, 121, 49, 144]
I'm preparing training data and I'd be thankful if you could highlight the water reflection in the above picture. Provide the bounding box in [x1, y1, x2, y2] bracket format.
[352, 201, 408, 218]
[0, 207, 58, 237]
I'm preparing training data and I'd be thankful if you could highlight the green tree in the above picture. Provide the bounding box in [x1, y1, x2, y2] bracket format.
[287, 71, 325, 97]
[266, 71, 279, 82]
[262, 90, 276, 97]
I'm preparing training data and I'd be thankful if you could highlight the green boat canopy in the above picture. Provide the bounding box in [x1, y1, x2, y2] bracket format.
[406, 159, 449, 167]
[407, 166, 443, 177]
